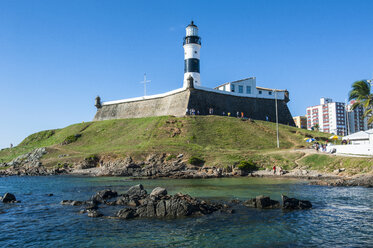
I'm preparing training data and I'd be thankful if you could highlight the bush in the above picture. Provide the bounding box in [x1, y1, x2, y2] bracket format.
[188, 156, 205, 166]
[62, 134, 82, 145]
[85, 154, 99, 163]
[237, 160, 257, 171]
[166, 154, 176, 161]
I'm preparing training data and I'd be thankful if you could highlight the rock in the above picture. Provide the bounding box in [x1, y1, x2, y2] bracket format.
[61, 200, 74, 205]
[243, 195, 280, 209]
[87, 210, 103, 218]
[71, 200, 83, 206]
[60, 200, 83, 206]
[125, 184, 147, 197]
[150, 187, 167, 198]
[128, 199, 140, 207]
[60, 185, 224, 220]
[47, 193, 54, 197]
[282, 195, 312, 210]
[2, 193, 17, 203]
[92, 189, 118, 203]
[116, 208, 136, 219]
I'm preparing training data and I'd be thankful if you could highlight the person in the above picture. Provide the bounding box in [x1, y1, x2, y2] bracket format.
[273, 165, 276, 174]
[228, 112, 231, 117]
[241, 112, 244, 118]
[197, 110, 200, 115]
[186, 108, 189, 115]
[236, 111, 240, 118]
[266, 116, 269, 121]
[10, 143, 13, 149]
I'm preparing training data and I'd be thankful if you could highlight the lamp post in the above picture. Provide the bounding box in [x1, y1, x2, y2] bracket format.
[273, 89, 280, 148]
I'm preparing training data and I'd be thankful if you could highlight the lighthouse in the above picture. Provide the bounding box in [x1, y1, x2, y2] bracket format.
[183, 21, 201, 88]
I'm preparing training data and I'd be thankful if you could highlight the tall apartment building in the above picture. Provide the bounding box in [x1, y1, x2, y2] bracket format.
[346, 100, 373, 134]
[306, 98, 346, 136]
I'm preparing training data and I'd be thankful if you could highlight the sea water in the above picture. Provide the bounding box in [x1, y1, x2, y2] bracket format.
[0, 176, 372, 247]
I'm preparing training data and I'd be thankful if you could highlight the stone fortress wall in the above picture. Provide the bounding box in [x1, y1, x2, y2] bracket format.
[93, 82, 295, 126]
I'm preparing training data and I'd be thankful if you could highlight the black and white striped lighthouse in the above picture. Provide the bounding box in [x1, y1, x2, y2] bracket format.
[183, 21, 201, 87]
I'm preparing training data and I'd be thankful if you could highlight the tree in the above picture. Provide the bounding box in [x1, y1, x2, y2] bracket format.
[349, 80, 373, 124]
[312, 123, 319, 131]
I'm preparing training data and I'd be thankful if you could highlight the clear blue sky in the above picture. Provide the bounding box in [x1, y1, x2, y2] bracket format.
[1, 0, 373, 149]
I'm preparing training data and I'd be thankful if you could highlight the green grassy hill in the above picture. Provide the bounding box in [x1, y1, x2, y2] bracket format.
[1, 116, 371, 174]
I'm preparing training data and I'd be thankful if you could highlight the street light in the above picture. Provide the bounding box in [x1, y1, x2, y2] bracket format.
[273, 89, 280, 148]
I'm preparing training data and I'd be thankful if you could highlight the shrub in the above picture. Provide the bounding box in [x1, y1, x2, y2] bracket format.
[166, 154, 176, 161]
[188, 156, 205, 166]
[62, 134, 82, 145]
[237, 160, 257, 171]
[85, 154, 99, 163]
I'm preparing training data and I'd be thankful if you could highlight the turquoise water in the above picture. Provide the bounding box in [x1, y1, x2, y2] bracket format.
[0, 176, 372, 247]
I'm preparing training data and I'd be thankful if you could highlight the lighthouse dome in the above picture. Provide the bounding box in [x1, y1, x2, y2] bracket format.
[186, 21, 198, 36]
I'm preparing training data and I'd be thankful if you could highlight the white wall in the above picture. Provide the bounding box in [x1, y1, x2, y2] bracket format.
[327, 144, 373, 156]
[216, 78, 285, 100]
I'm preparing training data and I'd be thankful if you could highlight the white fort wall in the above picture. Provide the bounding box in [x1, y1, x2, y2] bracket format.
[101, 85, 286, 107]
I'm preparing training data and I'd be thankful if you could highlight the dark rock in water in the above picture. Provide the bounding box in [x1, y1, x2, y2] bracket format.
[125, 184, 147, 197]
[134, 192, 222, 218]
[61, 185, 225, 219]
[282, 195, 312, 210]
[228, 199, 242, 205]
[60, 200, 84, 206]
[87, 210, 103, 218]
[116, 208, 136, 219]
[150, 187, 167, 198]
[243, 195, 280, 209]
[47, 194, 54, 197]
[2, 193, 17, 203]
[91, 189, 118, 203]
[61, 200, 74, 205]
[71, 200, 83, 206]
[112, 196, 130, 206]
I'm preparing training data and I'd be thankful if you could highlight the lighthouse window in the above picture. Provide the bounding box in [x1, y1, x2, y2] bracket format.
[194, 51, 197, 54]
[259, 90, 262, 94]
[246, 86, 251, 94]
[269, 91, 272, 95]
[238, 85, 243, 93]
[231, 84, 235, 92]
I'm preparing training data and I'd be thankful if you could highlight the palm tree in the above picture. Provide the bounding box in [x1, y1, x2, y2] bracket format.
[349, 80, 373, 124]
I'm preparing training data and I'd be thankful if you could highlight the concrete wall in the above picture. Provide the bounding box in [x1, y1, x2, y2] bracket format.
[93, 87, 295, 126]
[94, 89, 190, 121]
[187, 88, 295, 125]
[327, 144, 373, 156]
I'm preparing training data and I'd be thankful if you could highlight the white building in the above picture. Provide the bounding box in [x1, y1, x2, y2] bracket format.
[346, 100, 373, 134]
[306, 98, 346, 136]
[214, 77, 287, 100]
[327, 129, 373, 156]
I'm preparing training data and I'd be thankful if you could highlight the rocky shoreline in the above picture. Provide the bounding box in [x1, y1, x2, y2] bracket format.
[1, 148, 372, 187]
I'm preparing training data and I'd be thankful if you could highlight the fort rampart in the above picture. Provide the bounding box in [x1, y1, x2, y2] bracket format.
[94, 86, 295, 126]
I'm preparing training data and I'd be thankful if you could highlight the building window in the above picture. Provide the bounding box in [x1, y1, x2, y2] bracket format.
[259, 90, 262, 94]
[238, 85, 243, 93]
[246, 86, 251, 94]
[231, 84, 235, 92]
[269, 91, 272, 95]
[223, 85, 226, 91]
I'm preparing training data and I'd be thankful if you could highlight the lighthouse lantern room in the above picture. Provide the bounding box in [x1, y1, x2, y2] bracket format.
[183, 21, 201, 88]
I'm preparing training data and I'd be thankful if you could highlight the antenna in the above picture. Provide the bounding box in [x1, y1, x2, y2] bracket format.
[139, 73, 151, 97]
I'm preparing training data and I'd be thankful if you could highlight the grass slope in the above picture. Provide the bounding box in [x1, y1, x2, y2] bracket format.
[0, 116, 371, 174]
